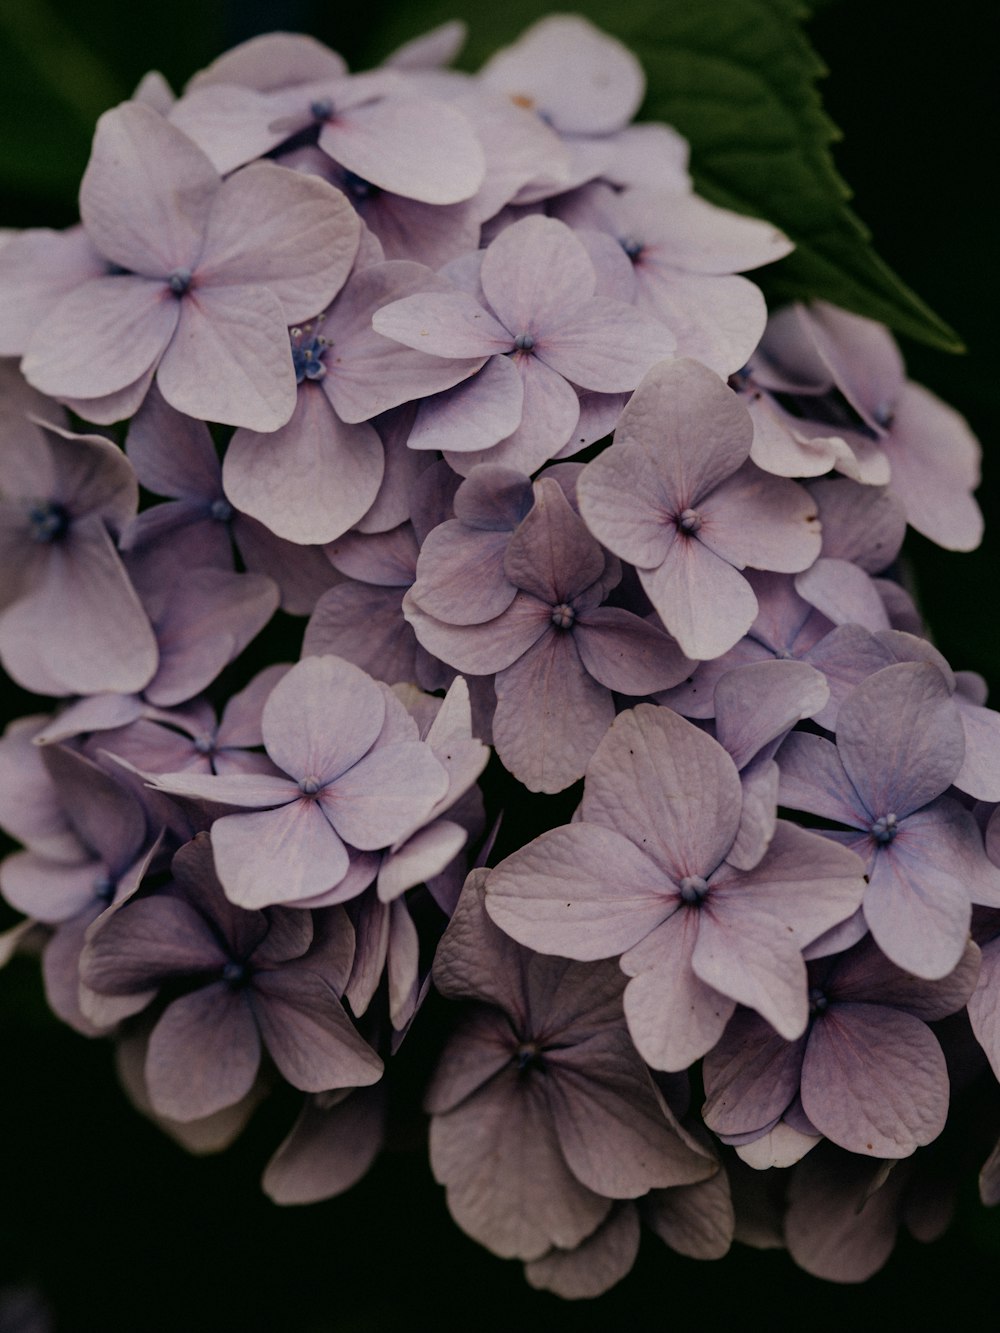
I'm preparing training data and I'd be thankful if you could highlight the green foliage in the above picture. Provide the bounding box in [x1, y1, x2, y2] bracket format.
[365, 0, 963, 352]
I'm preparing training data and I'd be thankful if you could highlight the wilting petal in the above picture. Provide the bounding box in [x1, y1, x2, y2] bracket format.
[429, 1066, 610, 1260]
[263, 1084, 386, 1204]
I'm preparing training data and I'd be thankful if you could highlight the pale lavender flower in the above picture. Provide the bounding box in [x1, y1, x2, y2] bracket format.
[486, 704, 866, 1069]
[406, 476, 691, 792]
[149, 655, 449, 910]
[21, 102, 361, 428]
[372, 214, 675, 473]
[578, 359, 822, 660]
[0, 376, 157, 696]
[778, 662, 1000, 978]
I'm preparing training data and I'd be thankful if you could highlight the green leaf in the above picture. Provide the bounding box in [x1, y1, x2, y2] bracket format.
[363, 0, 962, 353]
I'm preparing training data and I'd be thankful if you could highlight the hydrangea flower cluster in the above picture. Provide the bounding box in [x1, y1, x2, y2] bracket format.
[1, 14, 998, 1297]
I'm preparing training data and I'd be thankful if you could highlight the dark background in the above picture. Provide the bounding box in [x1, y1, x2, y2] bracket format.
[1, 1, 997, 1327]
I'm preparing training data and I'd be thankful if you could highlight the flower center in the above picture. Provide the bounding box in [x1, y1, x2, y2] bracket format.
[209, 498, 232, 523]
[679, 874, 709, 905]
[808, 986, 828, 1016]
[298, 776, 322, 796]
[677, 508, 703, 535]
[290, 320, 331, 383]
[870, 812, 899, 845]
[222, 961, 248, 986]
[168, 268, 192, 296]
[550, 602, 575, 630]
[311, 98, 335, 122]
[193, 733, 216, 756]
[343, 170, 378, 202]
[619, 234, 644, 261]
[513, 332, 535, 352]
[92, 873, 115, 904]
[515, 1041, 544, 1072]
[28, 500, 69, 543]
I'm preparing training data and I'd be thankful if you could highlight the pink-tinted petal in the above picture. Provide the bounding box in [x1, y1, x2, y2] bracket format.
[713, 659, 829, 771]
[261, 655, 385, 783]
[210, 800, 350, 910]
[224, 387, 382, 545]
[794, 557, 891, 632]
[252, 966, 383, 1090]
[197, 162, 359, 320]
[146, 983, 260, 1121]
[535, 297, 675, 392]
[322, 95, 485, 205]
[548, 1028, 712, 1196]
[80, 102, 218, 275]
[429, 1067, 610, 1261]
[320, 741, 447, 849]
[702, 1007, 807, 1135]
[837, 662, 964, 818]
[802, 1004, 948, 1157]
[639, 538, 759, 662]
[408, 355, 525, 454]
[862, 804, 977, 980]
[480, 16, 643, 135]
[776, 731, 870, 828]
[697, 463, 821, 573]
[262, 1085, 386, 1204]
[480, 216, 595, 334]
[404, 589, 550, 675]
[0, 519, 158, 697]
[156, 283, 296, 430]
[621, 911, 736, 1071]
[22, 275, 179, 400]
[485, 823, 670, 961]
[525, 1204, 640, 1299]
[882, 382, 982, 551]
[574, 608, 692, 695]
[493, 632, 613, 793]
[582, 704, 743, 881]
[372, 289, 511, 357]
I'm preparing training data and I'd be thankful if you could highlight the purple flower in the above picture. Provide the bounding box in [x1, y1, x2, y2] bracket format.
[21, 102, 361, 428]
[79, 834, 382, 1120]
[149, 655, 449, 909]
[0, 380, 157, 696]
[485, 704, 866, 1069]
[702, 934, 980, 1159]
[778, 661, 1000, 978]
[427, 869, 714, 1261]
[372, 214, 675, 473]
[578, 359, 822, 659]
[406, 476, 691, 792]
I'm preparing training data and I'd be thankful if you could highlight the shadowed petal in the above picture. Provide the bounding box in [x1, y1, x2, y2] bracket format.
[146, 983, 260, 1121]
[252, 966, 383, 1090]
[802, 1003, 948, 1157]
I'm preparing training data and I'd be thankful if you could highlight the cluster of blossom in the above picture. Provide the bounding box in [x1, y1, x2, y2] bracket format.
[1, 13, 998, 1297]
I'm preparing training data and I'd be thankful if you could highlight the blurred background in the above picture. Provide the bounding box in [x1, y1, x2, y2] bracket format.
[0, 0, 997, 1327]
